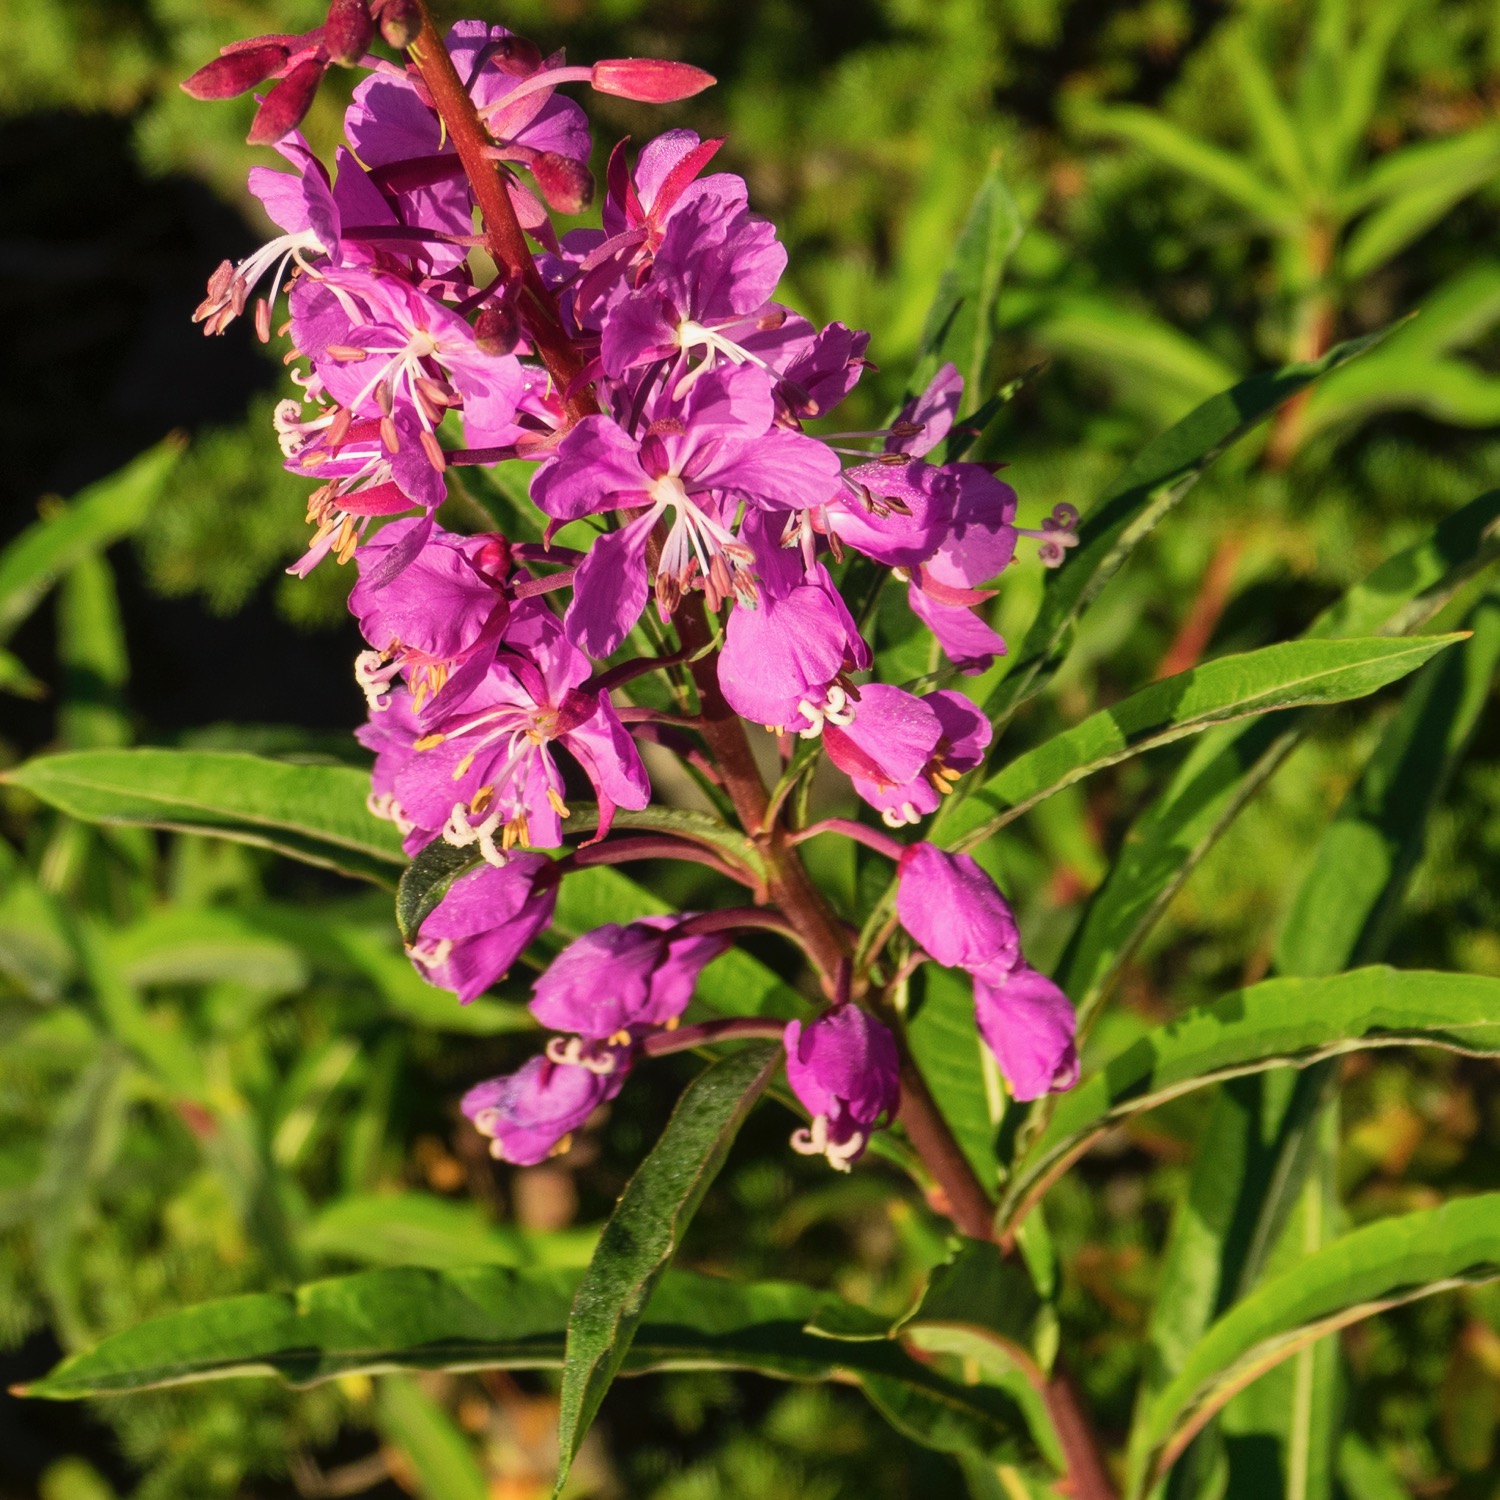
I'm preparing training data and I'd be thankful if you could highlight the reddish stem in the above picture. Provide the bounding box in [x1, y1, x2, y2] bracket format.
[563, 834, 756, 889]
[790, 817, 908, 863]
[642, 1017, 787, 1057]
[405, 11, 596, 424]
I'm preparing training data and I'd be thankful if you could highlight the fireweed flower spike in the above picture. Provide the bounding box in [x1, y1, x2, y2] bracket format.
[188, 10, 1076, 1184]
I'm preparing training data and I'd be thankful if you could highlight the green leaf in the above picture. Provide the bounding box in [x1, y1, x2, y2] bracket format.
[1222, 24, 1310, 199]
[906, 965, 1004, 1188]
[554, 1043, 781, 1492]
[974, 330, 1389, 740]
[0, 646, 46, 699]
[376, 1376, 487, 1500]
[1002, 968, 1500, 1230]
[1277, 593, 1500, 975]
[301, 1193, 597, 1271]
[2, 749, 406, 886]
[23, 1266, 1032, 1465]
[1032, 295, 1240, 419]
[0, 438, 184, 645]
[1336, 1433, 1413, 1500]
[1342, 126, 1500, 277]
[1054, 487, 1500, 1023]
[1077, 104, 1300, 227]
[915, 159, 1025, 413]
[1129, 1195, 1500, 1495]
[56, 554, 129, 751]
[939, 634, 1462, 852]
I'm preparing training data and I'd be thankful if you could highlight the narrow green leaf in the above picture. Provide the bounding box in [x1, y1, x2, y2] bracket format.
[974, 330, 1389, 739]
[1278, 594, 1500, 975]
[941, 634, 1462, 852]
[1077, 104, 1300, 226]
[0, 646, 47, 699]
[2, 749, 406, 886]
[23, 1266, 1033, 1466]
[554, 1043, 781, 1491]
[1055, 487, 1500, 1022]
[1223, 24, 1310, 199]
[906, 965, 1003, 1188]
[57, 554, 129, 751]
[376, 1377, 487, 1500]
[1130, 1195, 1500, 1495]
[301, 1193, 596, 1271]
[0, 438, 183, 645]
[1337, 1433, 1413, 1500]
[915, 160, 1025, 413]
[1002, 968, 1500, 1228]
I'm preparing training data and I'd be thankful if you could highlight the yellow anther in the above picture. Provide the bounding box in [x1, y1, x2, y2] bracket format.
[609, 1030, 632, 1046]
[451, 751, 476, 781]
[548, 1133, 574, 1159]
[546, 788, 571, 818]
[664, 1015, 680, 1032]
[414, 732, 446, 751]
[470, 785, 494, 816]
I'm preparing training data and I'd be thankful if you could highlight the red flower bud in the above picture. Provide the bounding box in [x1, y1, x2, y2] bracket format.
[373, 0, 422, 50]
[530, 152, 595, 215]
[324, 0, 375, 66]
[247, 56, 327, 146]
[474, 303, 521, 356]
[590, 58, 716, 104]
[181, 42, 289, 100]
[488, 34, 542, 76]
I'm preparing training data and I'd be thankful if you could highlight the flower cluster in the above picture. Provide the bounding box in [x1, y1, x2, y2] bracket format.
[190, 10, 1080, 1178]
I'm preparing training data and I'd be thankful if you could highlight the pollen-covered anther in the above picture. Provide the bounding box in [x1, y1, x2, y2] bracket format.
[470, 784, 495, 816]
[546, 788, 571, 818]
[452, 751, 477, 781]
[419, 430, 446, 472]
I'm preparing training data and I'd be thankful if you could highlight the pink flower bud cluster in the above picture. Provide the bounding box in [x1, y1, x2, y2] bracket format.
[189, 15, 1078, 1173]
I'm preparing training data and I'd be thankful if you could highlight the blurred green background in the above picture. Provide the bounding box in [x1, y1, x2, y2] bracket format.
[4, 0, 1500, 1495]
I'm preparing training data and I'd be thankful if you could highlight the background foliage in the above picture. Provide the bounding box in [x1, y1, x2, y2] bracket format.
[4, 0, 1500, 1495]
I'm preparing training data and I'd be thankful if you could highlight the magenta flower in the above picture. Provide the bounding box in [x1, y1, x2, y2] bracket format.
[462, 1053, 625, 1165]
[973, 963, 1079, 1102]
[349, 520, 511, 712]
[599, 195, 788, 377]
[393, 601, 650, 860]
[824, 686, 990, 826]
[356, 684, 435, 853]
[895, 842, 1020, 972]
[716, 555, 870, 734]
[530, 916, 728, 1040]
[531, 364, 840, 657]
[783, 1006, 900, 1171]
[278, 407, 446, 577]
[290, 269, 525, 455]
[407, 853, 560, 1003]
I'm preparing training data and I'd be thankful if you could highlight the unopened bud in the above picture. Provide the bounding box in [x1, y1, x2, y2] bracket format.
[374, 0, 422, 50]
[488, 34, 542, 76]
[247, 57, 327, 145]
[475, 536, 513, 579]
[590, 57, 716, 104]
[474, 303, 521, 356]
[324, 0, 375, 66]
[530, 152, 594, 215]
[182, 42, 289, 100]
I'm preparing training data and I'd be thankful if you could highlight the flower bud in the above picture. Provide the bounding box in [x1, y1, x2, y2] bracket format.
[181, 42, 289, 100]
[324, 0, 375, 66]
[374, 0, 422, 50]
[590, 57, 716, 104]
[530, 151, 595, 215]
[247, 56, 328, 146]
[488, 33, 542, 76]
[473, 302, 521, 356]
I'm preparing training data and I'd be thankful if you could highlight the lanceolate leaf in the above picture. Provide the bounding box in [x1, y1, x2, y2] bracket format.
[974, 329, 1391, 742]
[22, 1266, 1033, 1465]
[999, 968, 1500, 1229]
[376, 1377, 488, 1500]
[1055, 487, 1500, 1022]
[937, 634, 1463, 852]
[0, 438, 184, 646]
[554, 1043, 781, 1492]
[3, 750, 406, 886]
[1277, 592, 1500, 975]
[914, 160, 1025, 414]
[1129, 1195, 1500, 1496]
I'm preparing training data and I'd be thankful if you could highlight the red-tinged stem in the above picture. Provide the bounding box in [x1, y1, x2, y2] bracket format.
[790, 818, 908, 863]
[1043, 1362, 1119, 1500]
[675, 905, 805, 942]
[405, 6, 596, 425]
[642, 1017, 787, 1057]
[513, 568, 576, 599]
